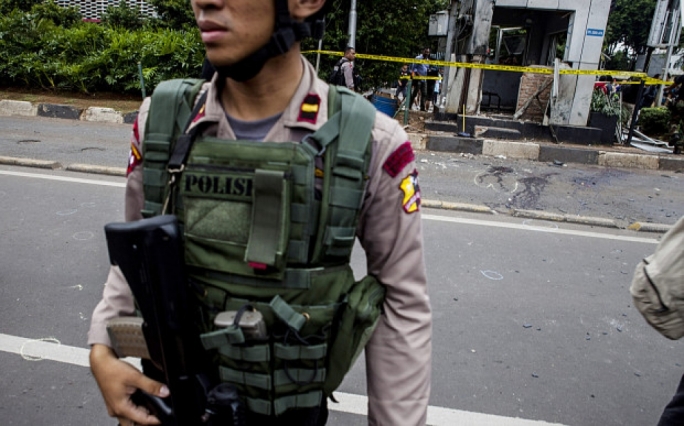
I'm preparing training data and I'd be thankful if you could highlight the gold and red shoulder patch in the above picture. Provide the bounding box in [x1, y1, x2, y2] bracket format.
[298, 94, 321, 124]
[383, 141, 415, 177]
[126, 119, 142, 176]
[192, 103, 206, 123]
[399, 169, 421, 214]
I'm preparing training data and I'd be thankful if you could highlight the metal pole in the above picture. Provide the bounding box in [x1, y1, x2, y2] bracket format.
[404, 79, 412, 126]
[440, 2, 459, 111]
[348, 0, 357, 48]
[315, 38, 323, 74]
[138, 62, 146, 99]
[656, 2, 680, 106]
[627, 80, 645, 145]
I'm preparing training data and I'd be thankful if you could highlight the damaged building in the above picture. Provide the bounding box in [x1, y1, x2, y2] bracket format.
[437, 0, 611, 142]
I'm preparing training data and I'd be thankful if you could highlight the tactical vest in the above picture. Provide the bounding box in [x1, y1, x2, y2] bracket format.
[140, 79, 385, 416]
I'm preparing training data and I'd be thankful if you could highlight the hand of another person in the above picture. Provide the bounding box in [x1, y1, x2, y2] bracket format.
[90, 344, 169, 426]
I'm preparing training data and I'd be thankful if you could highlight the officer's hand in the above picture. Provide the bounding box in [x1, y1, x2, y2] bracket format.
[90, 344, 169, 425]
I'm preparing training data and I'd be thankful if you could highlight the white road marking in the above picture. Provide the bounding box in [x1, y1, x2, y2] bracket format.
[0, 170, 126, 187]
[0, 332, 566, 426]
[423, 214, 660, 244]
[0, 169, 659, 245]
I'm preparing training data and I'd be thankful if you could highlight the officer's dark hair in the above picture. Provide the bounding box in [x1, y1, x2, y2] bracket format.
[344, 46, 355, 54]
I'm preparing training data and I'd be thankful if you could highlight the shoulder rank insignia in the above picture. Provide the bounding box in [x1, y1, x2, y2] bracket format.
[399, 169, 421, 214]
[192, 103, 206, 123]
[127, 119, 142, 176]
[298, 94, 321, 124]
[383, 141, 415, 177]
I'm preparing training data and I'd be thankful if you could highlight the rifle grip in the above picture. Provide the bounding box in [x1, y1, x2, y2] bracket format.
[131, 389, 175, 425]
[107, 317, 151, 360]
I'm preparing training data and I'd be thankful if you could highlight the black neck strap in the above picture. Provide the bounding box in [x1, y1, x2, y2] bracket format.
[215, 0, 313, 82]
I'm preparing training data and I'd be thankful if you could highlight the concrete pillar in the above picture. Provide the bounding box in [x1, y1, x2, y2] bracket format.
[446, 0, 495, 115]
[559, 0, 610, 125]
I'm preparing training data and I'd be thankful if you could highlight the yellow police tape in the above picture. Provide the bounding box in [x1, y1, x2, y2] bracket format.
[304, 50, 671, 85]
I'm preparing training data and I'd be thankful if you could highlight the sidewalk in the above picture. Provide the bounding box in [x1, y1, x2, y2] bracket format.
[4, 96, 680, 174]
[401, 111, 684, 174]
[0, 98, 676, 233]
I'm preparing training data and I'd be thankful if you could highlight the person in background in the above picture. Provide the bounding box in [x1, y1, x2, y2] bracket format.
[410, 47, 430, 111]
[330, 46, 356, 90]
[396, 63, 410, 108]
[431, 68, 442, 112]
[425, 63, 439, 112]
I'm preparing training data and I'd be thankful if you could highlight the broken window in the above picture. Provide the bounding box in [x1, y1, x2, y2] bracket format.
[488, 26, 528, 65]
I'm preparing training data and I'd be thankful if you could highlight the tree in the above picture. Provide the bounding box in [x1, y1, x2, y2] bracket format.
[605, 0, 656, 55]
[31, 0, 81, 28]
[304, 0, 449, 89]
[102, 0, 144, 31]
[146, 0, 195, 29]
[0, 0, 42, 14]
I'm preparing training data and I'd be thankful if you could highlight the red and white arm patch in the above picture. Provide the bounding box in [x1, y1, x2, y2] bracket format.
[383, 141, 415, 177]
[399, 169, 421, 214]
[126, 118, 143, 176]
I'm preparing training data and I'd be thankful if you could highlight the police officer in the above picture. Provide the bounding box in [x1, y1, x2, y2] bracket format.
[87, 1, 432, 425]
[331, 46, 356, 90]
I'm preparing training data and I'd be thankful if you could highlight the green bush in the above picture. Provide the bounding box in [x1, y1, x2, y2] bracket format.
[0, 6, 204, 94]
[639, 107, 671, 137]
[0, 0, 42, 14]
[33, 0, 81, 27]
[590, 89, 621, 117]
[102, 0, 144, 31]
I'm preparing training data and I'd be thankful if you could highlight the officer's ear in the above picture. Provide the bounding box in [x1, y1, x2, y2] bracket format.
[289, 0, 326, 21]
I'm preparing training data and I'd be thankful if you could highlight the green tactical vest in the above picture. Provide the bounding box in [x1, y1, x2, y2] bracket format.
[140, 79, 385, 417]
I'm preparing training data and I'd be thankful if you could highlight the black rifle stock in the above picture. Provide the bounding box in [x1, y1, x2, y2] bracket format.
[104, 215, 212, 425]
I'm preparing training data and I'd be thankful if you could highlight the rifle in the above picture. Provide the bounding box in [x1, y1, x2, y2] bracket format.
[104, 215, 244, 425]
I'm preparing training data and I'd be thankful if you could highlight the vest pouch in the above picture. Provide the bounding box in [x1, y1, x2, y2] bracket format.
[181, 166, 292, 281]
[323, 275, 385, 395]
[201, 296, 340, 416]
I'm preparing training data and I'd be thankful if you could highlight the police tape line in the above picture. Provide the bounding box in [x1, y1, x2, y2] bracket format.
[400, 76, 442, 80]
[304, 50, 671, 85]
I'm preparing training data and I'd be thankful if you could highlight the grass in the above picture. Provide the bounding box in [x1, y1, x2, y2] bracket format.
[0, 86, 143, 113]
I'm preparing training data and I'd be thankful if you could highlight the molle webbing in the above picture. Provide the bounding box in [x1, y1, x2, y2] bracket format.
[311, 86, 375, 263]
[142, 78, 205, 217]
[140, 81, 381, 416]
[245, 169, 287, 267]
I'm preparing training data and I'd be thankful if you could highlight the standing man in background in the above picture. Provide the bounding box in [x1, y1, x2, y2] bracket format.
[396, 63, 410, 108]
[330, 46, 356, 90]
[410, 47, 430, 111]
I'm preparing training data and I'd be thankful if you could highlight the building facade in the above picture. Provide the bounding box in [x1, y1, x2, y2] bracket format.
[55, 0, 156, 20]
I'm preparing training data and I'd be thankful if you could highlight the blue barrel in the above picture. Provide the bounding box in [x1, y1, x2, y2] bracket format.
[372, 95, 398, 118]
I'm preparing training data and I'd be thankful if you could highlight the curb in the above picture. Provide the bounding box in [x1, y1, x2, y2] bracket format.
[0, 156, 60, 169]
[627, 222, 672, 233]
[0, 100, 136, 124]
[512, 209, 619, 228]
[0, 156, 126, 176]
[422, 199, 494, 214]
[0, 154, 670, 233]
[66, 163, 127, 177]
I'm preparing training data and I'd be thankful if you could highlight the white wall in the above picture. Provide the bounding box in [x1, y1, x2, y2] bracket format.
[494, 0, 610, 125]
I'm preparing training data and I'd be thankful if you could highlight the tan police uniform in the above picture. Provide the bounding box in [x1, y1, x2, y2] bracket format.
[88, 56, 432, 426]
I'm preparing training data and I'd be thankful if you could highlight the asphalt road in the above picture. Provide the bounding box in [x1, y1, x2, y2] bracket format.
[0, 165, 682, 426]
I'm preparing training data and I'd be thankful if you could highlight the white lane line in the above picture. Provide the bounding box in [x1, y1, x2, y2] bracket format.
[0, 170, 662, 247]
[0, 332, 566, 426]
[0, 170, 126, 187]
[423, 214, 660, 244]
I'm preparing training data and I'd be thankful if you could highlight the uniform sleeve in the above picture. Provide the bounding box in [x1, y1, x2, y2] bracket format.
[357, 115, 432, 426]
[343, 63, 355, 90]
[87, 98, 150, 347]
